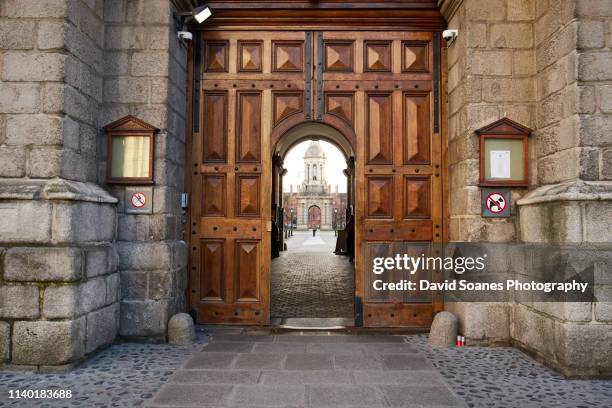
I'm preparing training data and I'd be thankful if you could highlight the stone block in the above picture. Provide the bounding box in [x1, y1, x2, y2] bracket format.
[63, 24, 103, 74]
[512, 303, 555, 357]
[118, 241, 172, 270]
[0, 322, 9, 363]
[168, 313, 195, 345]
[446, 302, 510, 344]
[51, 202, 116, 243]
[578, 52, 612, 81]
[484, 220, 516, 242]
[126, 0, 171, 24]
[0, 285, 39, 319]
[37, 20, 65, 50]
[85, 304, 118, 354]
[508, 0, 535, 21]
[513, 50, 535, 76]
[104, 51, 129, 76]
[120, 300, 170, 337]
[5, 114, 64, 146]
[43, 278, 106, 318]
[66, 0, 104, 49]
[575, 0, 612, 17]
[0, 19, 36, 50]
[0, 83, 40, 114]
[490, 23, 533, 48]
[465, 0, 505, 21]
[429, 311, 458, 347]
[4, 247, 83, 282]
[1, 52, 65, 82]
[528, 302, 592, 322]
[120, 270, 148, 300]
[0, 147, 26, 177]
[104, 26, 129, 49]
[578, 115, 612, 147]
[584, 202, 612, 243]
[149, 270, 174, 300]
[482, 78, 534, 102]
[42, 83, 65, 114]
[467, 51, 513, 76]
[104, 0, 126, 22]
[28, 148, 61, 178]
[3, 0, 67, 18]
[105, 273, 120, 304]
[103, 78, 149, 103]
[555, 322, 612, 377]
[12, 319, 85, 366]
[0, 201, 52, 243]
[131, 51, 169, 77]
[602, 150, 612, 179]
[173, 241, 188, 269]
[577, 20, 605, 49]
[449, 159, 479, 187]
[536, 24, 577, 71]
[129, 26, 170, 50]
[85, 245, 116, 278]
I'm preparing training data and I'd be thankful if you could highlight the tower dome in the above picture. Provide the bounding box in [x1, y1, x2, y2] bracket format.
[303, 140, 325, 158]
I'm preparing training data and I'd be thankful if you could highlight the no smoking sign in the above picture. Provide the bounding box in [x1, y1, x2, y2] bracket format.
[481, 188, 511, 217]
[126, 187, 153, 214]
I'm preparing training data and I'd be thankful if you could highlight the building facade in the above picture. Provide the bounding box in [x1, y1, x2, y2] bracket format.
[283, 141, 347, 230]
[0, 0, 610, 378]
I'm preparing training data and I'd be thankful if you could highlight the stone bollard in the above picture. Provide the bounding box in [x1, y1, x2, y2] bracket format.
[429, 311, 458, 347]
[168, 313, 196, 345]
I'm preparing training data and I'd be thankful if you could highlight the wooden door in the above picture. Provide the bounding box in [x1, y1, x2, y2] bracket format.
[189, 31, 310, 324]
[317, 31, 444, 327]
[189, 29, 443, 327]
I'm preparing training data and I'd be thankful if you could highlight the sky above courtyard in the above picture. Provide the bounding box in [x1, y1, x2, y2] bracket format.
[283, 140, 347, 193]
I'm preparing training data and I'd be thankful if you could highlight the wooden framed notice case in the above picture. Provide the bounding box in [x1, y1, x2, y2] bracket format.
[104, 115, 157, 185]
[476, 117, 532, 188]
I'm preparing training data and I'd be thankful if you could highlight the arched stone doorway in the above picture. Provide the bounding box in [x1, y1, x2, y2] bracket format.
[308, 205, 321, 229]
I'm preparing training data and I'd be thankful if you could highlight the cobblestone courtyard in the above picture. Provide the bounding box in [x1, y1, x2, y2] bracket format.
[271, 231, 354, 319]
[1, 327, 612, 407]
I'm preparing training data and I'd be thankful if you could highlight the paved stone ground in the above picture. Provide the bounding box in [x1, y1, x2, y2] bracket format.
[271, 231, 354, 319]
[147, 329, 467, 408]
[1, 327, 612, 407]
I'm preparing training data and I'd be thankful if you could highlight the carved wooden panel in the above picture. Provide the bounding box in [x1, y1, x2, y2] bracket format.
[273, 91, 303, 125]
[236, 91, 262, 163]
[204, 41, 229, 72]
[402, 41, 429, 73]
[234, 240, 260, 302]
[200, 239, 225, 301]
[366, 176, 393, 218]
[236, 174, 260, 217]
[324, 41, 354, 72]
[272, 41, 303, 72]
[238, 41, 262, 72]
[403, 176, 431, 219]
[366, 93, 393, 164]
[404, 93, 431, 164]
[202, 91, 227, 163]
[364, 41, 392, 72]
[202, 175, 226, 217]
[325, 92, 354, 127]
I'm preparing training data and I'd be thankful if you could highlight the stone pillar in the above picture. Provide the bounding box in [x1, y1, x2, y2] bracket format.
[101, 0, 188, 341]
[513, 0, 612, 377]
[0, 0, 119, 370]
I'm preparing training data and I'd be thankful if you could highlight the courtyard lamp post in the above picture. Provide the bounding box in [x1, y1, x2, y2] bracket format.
[290, 208, 294, 237]
[333, 208, 338, 236]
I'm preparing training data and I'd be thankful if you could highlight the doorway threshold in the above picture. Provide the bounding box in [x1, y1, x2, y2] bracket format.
[271, 317, 353, 330]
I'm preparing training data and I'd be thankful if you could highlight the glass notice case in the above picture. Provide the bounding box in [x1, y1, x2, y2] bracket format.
[104, 116, 157, 184]
[476, 118, 532, 187]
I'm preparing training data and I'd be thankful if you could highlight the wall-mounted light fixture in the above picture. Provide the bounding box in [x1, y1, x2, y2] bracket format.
[175, 4, 212, 42]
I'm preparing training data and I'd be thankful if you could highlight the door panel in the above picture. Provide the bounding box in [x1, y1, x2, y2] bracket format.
[190, 29, 443, 327]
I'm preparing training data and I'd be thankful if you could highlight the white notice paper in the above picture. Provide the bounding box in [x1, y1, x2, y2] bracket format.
[490, 150, 511, 179]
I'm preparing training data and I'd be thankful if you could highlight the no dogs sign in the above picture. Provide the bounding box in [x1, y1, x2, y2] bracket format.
[481, 188, 511, 217]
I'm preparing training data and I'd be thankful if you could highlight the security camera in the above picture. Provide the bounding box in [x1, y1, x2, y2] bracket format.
[177, 31, 193, 41]
[442, 29, 458, 46]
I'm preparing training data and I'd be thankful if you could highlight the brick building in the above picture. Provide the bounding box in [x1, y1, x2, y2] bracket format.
[0, 0, 610, 378]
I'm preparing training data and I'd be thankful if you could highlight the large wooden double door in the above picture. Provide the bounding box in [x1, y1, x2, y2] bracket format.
[188, 28, 444, 327]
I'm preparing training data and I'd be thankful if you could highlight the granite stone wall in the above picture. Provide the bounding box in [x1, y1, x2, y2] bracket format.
[0, 0, 120, 371]
[100, 0, 188, 341]
[441, 0, 612, 377]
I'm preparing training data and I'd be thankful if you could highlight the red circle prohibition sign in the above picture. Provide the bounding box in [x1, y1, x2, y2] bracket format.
[131, 192, 147, 208]
[485, 192, 506, 214]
